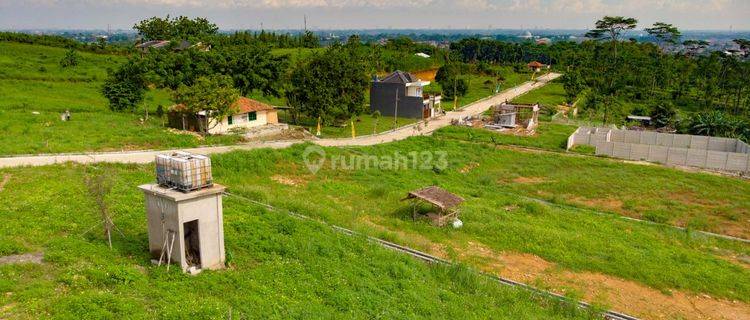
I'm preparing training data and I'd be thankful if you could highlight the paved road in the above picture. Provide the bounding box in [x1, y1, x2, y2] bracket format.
[0, 73, 560, 168]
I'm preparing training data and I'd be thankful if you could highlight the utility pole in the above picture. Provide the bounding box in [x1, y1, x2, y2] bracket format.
[304, 15, 308, 31]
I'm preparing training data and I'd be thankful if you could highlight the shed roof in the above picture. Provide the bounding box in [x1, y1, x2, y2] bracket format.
[404, 186, 464, 210]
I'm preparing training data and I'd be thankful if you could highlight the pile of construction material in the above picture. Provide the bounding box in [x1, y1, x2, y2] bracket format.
[155, 152, 213, 192]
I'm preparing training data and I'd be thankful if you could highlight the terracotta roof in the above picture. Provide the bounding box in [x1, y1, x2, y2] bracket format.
[404, 186, 464, 210]
[169, 97, 274, 114]
[527, 61, 545, 68]
[233, 97, 275, 113]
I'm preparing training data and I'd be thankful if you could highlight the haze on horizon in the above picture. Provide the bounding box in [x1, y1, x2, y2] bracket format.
[0, 0, 748, 31]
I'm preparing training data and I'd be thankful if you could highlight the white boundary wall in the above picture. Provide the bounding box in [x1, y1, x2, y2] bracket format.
[568, 127, 750, 173]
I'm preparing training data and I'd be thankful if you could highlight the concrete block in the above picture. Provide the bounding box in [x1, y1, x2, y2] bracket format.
[612, 142, 632, 159]
[666, 148, 688, 166]
[596, 142, 614, 156]
[656, 133, 673, 147]
[610, 130, 625, 143]
[686, 149, 707, 168]
[672, 135, 691, 148]
[689, 136, 709, 150]
[705, 151, 728, 170]
[648, 145, 669, 164]
[640, 131, 657, 145]
[624, 131, 641, 144]
[726, 154, 749, 172]
[630, 144, 650, 161]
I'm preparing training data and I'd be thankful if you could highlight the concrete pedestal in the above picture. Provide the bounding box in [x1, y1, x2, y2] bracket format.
[139, 184, 226, 272]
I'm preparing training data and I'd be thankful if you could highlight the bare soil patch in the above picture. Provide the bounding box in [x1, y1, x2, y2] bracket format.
[0, 252, 43, 265]
[411, 69, 438, 82]
[0, 174, 10, 192]
[569, 196, 624, 213]
[270, 175, 307, 187]
[459, 162, 479, 174]
[512, 176, 548, 184]
[453, 241, 750, 320]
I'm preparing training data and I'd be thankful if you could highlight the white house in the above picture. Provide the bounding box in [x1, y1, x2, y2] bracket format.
[169, 97, 279, 135]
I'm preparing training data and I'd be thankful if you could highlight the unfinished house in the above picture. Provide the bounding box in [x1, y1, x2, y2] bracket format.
[487, 103, 540, 133]
[370, 70, 439, 119]
[403, 186, 464, 227]
[139, 152, 226, 273]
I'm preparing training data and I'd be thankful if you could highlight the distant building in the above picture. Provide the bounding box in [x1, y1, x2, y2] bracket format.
[168, 97, 279, 135]
[370, 71, 439, 119]
[519, 31, 533, 40]
[527, 61, 547, 72]
[415, 52, 431, 58]
[535, 38, 551, 45]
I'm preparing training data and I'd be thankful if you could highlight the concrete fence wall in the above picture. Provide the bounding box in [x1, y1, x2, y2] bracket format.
[569, 127, 750, 173]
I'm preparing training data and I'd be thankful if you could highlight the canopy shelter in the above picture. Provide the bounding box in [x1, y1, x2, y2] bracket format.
[402, 186, 464, 226]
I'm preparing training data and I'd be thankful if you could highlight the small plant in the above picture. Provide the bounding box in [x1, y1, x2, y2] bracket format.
[59, 49, 80, 68]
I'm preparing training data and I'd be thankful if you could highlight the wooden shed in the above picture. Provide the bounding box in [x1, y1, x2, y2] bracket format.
[403, 186, 464, 226]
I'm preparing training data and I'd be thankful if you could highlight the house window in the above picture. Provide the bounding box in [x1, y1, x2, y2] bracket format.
[248, 111, 257, 121]
[238, 113, 248, 123]
[227, 115, 233, 125]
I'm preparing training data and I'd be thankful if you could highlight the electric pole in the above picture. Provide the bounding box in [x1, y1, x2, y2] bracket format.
[394, 88, 399, 130]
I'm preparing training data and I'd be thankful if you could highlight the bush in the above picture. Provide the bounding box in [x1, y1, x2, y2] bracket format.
[59, 49, 80, 68]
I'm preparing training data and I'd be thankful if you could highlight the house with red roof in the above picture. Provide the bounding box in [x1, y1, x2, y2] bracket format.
[168, 97, 279, 135]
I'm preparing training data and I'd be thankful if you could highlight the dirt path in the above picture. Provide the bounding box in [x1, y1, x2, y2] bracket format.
[0, 73, 560, 168]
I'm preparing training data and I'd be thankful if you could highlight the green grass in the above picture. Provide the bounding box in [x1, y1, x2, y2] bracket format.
[0, 164, 594, 319]
[434, 122, 578, 151]
[278, 111, 420, 138]
[0, 42, 126, 82]
[512, 81, 566, 108]
[205, 138, 750, 302]
[0, 43, 243, 155]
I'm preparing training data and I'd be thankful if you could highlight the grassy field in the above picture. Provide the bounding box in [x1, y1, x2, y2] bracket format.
[511, 81, 566, 108]
[434, 123, 578, 152]
[0, 42, 243, 155]
[0, 165, 595, 319]
[203, 139, 750, 304]
[279, 111, 420, 139]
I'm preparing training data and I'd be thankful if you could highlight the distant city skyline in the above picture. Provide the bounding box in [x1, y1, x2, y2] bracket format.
[0, 0, 748, 31]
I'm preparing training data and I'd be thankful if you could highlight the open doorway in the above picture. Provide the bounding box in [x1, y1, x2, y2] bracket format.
[183, 220, 201, 268]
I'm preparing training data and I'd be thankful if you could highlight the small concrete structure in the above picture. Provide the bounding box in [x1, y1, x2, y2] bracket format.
[139, 183, 226, 272]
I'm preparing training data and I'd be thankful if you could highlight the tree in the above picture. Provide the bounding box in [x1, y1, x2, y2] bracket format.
[286, 44, 369, 124]
[219, 46, 288, 97]
[59, 49, 80, 68]
[734, 39, 750, 51]
[687, 111, 732, 137]
[102, 61, 146, 112]
[645, 22, 681, 49]
[650, 102, 677, 128]
[441, 77, 468, 100]
[371, 110, 381, 135]
[586, 16, 638, 58]
[562, 71, 586, 104]
[172, 75, 240, 134]
[134, 15, 218, 41]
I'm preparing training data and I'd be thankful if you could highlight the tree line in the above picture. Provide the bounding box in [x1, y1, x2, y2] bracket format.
[449, 17, 750, 141]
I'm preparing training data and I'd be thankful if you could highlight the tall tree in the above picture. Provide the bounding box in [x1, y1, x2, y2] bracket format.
[645, 22, 681, 49]
[172, 75, 240, 134]
[586, 16, 638, 59]
[134, 15, 218, 41]
[286, 44, 369, 124]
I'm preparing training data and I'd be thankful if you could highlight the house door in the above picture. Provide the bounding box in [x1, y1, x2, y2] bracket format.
[423, 107, 431, 119]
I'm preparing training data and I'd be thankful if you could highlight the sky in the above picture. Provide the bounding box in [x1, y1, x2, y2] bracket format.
[0, 0, 748, 31]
